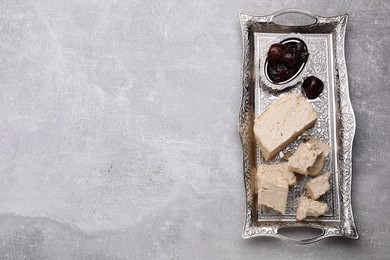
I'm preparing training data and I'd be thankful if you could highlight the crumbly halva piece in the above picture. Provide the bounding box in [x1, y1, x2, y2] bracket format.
[287, 137, 330, 176]
[288, 141, 322, 175]
[257, 163, 296, 214]
[257, 162, 297, 186]
[296, 197, 328, 221]
[306, 137, 330, 177]
[305, 172, 332, 200]
[253, 93, 318, 161]
[257, 174, 289, 214]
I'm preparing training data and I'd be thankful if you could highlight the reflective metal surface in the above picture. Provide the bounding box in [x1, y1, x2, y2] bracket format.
[238, 9, 358, 244]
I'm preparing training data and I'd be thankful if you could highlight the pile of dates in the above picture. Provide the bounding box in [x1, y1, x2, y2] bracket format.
[266, 39, 324, 99]
[266, 40, 309, 83]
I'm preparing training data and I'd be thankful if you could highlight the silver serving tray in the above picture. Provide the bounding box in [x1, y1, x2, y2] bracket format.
[238, 9, 359, 244]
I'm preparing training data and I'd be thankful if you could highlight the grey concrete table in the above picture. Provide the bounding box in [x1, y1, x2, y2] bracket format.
[0, 0, 389, 259]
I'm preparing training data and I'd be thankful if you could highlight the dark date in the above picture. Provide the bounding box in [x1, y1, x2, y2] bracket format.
[302, 76, 324, 99]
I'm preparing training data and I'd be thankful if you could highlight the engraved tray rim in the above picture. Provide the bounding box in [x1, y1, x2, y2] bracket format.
[238, 9, 359, 244]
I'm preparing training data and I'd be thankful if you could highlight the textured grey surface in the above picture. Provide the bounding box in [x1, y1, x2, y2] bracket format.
[0, 0, 389, 259]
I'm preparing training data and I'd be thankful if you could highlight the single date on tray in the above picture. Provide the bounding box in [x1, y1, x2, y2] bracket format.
[302, 76, 324, 99]
[266, 38, 309, 83]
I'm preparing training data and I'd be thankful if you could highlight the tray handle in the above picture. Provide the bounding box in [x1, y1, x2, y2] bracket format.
[274, 227, 328, 245]
[269, 9, 318, 25]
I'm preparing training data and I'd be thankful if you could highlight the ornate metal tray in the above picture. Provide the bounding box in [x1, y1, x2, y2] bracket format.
[238, 9, 359, 244]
